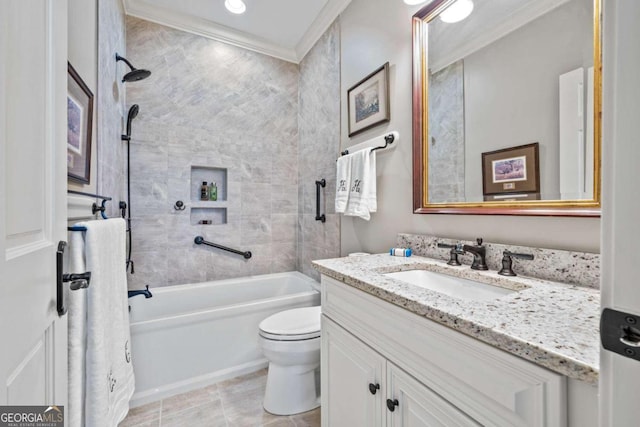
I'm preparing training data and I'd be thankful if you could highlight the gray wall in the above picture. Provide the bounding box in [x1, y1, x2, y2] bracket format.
[126, 18, 300, 288]
[297, 21, 342, 280]
[339, 0, 600, 255]
[463, 0, 593, 201]
[97, 0, 127, 219]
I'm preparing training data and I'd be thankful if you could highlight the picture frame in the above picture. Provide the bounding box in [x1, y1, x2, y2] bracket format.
[347, 62, 390, 137]
[67, 62, 94, 183]
[481, 142, 540, 198]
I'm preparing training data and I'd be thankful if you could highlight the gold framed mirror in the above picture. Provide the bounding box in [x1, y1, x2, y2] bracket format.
[412, 0, 601, 216]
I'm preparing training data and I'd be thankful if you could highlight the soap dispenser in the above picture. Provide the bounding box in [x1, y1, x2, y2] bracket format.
[200, 181, 209, 200]
[209, 182, 218, 201]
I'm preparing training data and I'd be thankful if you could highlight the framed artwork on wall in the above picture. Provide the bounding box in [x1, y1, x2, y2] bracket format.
[481, 142, 540, 198]
[67, 62, 94, 183]
[347, 62, 390, 137]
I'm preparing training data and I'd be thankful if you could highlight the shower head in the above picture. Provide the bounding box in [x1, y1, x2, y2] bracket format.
[115, 53, 151, 83]
[122, 104, 140, 141]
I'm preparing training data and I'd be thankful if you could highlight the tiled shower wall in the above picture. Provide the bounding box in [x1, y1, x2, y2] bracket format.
[125, 17, 300, 288]
[297, 21, 342, 280]
[427, 60, 465, 204]
[97, 0, 126, 217]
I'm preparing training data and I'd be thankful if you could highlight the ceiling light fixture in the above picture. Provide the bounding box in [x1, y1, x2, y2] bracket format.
[403, 0, 428, 5]
[439, 0, 474, 23]
[224, 0, 246, 14]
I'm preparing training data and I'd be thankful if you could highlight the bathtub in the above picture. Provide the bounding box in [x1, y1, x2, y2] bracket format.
[128, 271, 320, 407]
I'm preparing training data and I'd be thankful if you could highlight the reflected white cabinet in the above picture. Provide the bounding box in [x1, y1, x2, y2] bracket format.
[321, 275, 572, 427]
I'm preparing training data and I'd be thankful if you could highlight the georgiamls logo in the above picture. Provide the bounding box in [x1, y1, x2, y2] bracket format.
[0, 405, 64, 426]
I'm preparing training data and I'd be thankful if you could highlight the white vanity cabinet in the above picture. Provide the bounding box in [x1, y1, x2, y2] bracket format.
[323, 316, 479, 427]
[320, 275, 570, 427]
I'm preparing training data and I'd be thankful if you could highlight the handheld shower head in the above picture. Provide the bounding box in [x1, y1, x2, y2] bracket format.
[122, 104, 140, 141]
[116, 53, 151, 83]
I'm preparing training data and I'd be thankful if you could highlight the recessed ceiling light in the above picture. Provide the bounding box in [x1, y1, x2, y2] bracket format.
[225, 0, 246, 14]
[403, 0, 428, 5]
[439, 0, 474, 23]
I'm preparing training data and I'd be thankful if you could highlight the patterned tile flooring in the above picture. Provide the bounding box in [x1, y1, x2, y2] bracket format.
[119, 369, 320, 427]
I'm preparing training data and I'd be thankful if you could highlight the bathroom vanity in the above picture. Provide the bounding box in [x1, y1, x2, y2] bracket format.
[313, 253, 599, 427]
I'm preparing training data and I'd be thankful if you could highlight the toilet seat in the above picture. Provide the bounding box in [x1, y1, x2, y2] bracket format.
[259, 306, 321, 341]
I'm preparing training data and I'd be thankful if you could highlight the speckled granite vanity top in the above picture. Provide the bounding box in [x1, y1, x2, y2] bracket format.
[312, 254, 600, 384]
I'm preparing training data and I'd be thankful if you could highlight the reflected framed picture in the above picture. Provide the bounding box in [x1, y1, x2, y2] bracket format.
[67, 62, 94, 183]
[347, 62, 390, 137]
[482, 143, 539, 197]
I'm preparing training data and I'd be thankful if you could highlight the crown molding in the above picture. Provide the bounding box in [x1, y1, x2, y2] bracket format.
[295, 0, 352, 61]
[123, 0, 298, 63]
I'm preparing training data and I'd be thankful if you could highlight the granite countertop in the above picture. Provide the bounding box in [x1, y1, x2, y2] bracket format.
[312, 254, 600, 385]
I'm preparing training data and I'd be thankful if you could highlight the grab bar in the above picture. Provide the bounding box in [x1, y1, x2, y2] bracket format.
[315, 179, 326, 223]
[194, 236, 252, 259]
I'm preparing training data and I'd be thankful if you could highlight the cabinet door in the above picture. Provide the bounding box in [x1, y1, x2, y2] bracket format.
[386, 362, 480, 427]
[322, 316, 385, 427]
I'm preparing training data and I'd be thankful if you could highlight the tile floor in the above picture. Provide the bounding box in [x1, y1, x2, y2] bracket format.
[119, 369, 321, 427]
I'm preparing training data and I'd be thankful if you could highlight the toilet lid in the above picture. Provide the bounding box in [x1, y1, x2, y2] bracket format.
[259, 306, 321, 341]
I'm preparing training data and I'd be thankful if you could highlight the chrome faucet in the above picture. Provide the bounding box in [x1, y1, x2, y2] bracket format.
[462, 238, 488, 270]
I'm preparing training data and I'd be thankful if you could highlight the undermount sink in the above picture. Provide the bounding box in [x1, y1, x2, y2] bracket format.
[384, 269, 516, 301]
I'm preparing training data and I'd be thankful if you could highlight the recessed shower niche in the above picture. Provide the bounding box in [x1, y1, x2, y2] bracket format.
[190, 166, 228, 225]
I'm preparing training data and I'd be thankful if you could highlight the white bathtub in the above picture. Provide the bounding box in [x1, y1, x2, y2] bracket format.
[128, 271, 320, 407]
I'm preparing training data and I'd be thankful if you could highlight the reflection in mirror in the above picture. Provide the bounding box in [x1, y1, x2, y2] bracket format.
[413, 0, 601, 215]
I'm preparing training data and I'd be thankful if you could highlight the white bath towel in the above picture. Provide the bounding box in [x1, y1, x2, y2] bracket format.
[68, 218, 134, 427]
[68, 230, 87, 427]
[344, 148, 377, 220]
[335, 154, 352, 213]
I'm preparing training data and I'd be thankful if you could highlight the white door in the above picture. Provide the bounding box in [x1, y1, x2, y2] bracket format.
[600, 0, 640, 424]
[0, 0, 68, 406]
[386, 362, 479, 427]
[321, 316, 385, 427]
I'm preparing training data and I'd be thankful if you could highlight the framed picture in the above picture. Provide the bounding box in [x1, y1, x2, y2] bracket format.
[481, 142, 540, 197]
[67, 62, 94, 183]
[347, 62, 390, 137]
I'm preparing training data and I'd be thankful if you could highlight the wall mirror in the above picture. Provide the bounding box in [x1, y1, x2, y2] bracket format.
[412, 0, 601, 216]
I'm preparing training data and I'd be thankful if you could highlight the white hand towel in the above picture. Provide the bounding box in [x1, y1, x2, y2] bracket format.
[344, 148, 376, 220]
[366, 150, 377, 213]
[78, 218, 135, 426]
[335, 154, 352, 213]
[68, 230, 87, 427]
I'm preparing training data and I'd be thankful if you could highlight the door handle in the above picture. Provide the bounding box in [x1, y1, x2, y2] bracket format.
[386, 398, 399, 412]
[57, 241, 91, 316]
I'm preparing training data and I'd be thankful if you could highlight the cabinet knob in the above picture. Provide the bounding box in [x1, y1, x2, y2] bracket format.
[386, 398, 399, 412]
[368, 383, 380, 395]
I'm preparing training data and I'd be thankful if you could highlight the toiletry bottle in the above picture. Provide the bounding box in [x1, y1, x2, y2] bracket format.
[201, 181, 209, 200]
[210, 182, 218, 201]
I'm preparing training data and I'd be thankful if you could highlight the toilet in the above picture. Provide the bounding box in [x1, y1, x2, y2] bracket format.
[259, 306, 321, 415]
